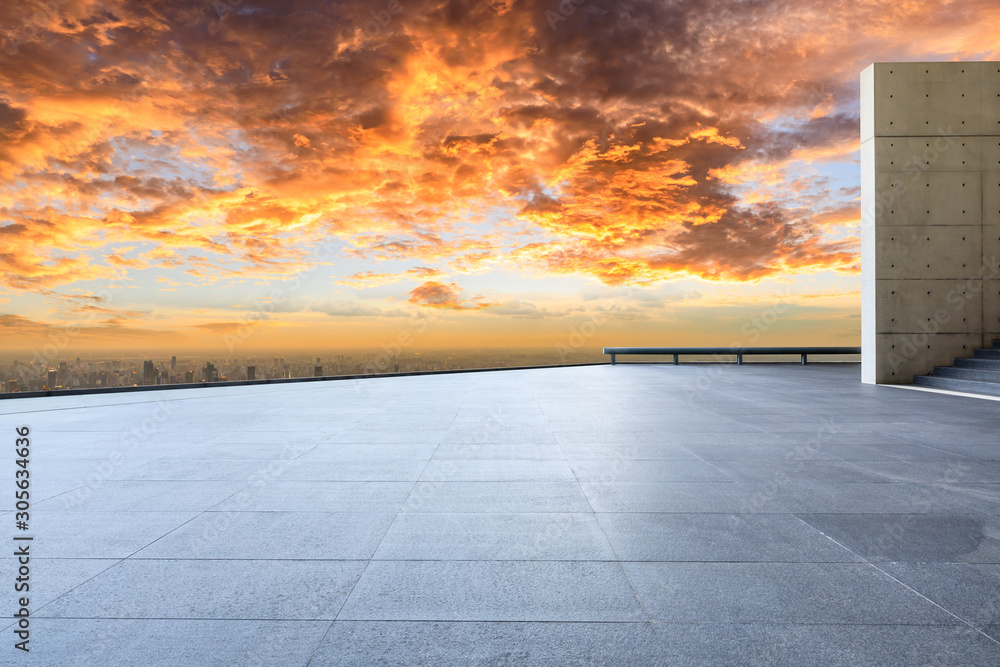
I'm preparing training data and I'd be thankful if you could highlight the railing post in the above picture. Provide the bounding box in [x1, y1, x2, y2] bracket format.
[611, 353, 616, 365]
[801, 353, 807, 365]
[737, 354, 743, 365]
[673, 353, 679, 365]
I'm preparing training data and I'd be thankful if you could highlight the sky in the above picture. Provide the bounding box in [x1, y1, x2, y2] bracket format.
[1, 0, 999, 355]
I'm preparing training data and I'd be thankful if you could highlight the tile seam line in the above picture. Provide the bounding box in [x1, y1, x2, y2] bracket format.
[23, 557, 127, 619]
[306, 619, 988, 625]
[16, 617, 986, 626]
[791, 515, 1000, 647]
[559, 417, 667, 652]
[26, 616, 678, 623]
[305, 391, 463, 665]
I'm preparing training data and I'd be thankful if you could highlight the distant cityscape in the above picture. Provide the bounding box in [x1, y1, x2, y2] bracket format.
[0, 349, 605, 394]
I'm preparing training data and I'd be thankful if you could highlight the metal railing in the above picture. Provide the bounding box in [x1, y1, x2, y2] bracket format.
[603, 347, 861, 365]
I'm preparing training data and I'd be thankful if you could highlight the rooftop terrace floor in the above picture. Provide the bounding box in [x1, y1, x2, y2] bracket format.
[3, 363, 1000, 665]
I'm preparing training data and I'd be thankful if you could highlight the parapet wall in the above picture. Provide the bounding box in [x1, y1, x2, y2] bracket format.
[861, 62, 1000, 384]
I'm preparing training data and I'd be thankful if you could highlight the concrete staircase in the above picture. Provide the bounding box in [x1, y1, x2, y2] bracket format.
[912, 340, 1000, 397]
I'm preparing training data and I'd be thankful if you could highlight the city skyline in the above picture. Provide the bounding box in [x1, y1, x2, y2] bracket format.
[0, 348, 610, 393]
[2, 1, 999, 354]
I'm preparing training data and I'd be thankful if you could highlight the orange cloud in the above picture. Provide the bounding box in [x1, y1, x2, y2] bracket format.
[0, 0, 996, 337]
[408, 281, 492, 310]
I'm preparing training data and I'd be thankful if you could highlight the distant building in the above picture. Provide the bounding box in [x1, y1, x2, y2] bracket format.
[314, 365, 323, 377]
[247, 365, 256, 381]
[203, 362, 217, 382]
[184, 370, 195, 383]
[142, 360, 156, 385]
[170, 356, 177, 373]
[46, 370, 57, 390]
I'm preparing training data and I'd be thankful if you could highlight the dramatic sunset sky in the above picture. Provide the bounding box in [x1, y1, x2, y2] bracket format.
[1, 0, 998, 353]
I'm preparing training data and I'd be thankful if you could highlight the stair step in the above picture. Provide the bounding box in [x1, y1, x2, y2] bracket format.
[955, 357, 1000, 370]
[933, 366, 1000, 382]
[912, 375, 1000, 397]
[973, 349, 1000, 360]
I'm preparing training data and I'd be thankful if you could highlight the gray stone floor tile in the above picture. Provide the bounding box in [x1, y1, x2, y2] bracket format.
[166, 441, 319, 460]
[12, 619, 332, 667]
[41, 442, 187, 459]
[17, 456, 151, 477]
[569, 459, 734, 482]
[108, 459, 281, 481]
[710, 460, 892, 483]
[298, 443, 438, 460]
[134, 511, 397, 559]
[919, 442, 1000, 460]
[650, 622, 1000, 666]
[326, 429, 446, 444]
[9, 364, 1000, 662]
[3, 558, 121, 614]
[440, 424, 557, 445]
[981, 624, 1000, 643]
[401, 481, 592, 513]
[40, 559, 367, 620]
[849, 459, 1000, 484]
[29, 511, 197, 558]
[555, 431, 789, 446]
[778, 482, 967, 513]
[338, 561, 646, 621]
[211, 481, 413, 512]
[558, 443, 698, 460]
[452, 409, 547, 423]
[679, 441, 840, 460]
[11, 476, 90, 503]
[35, 480, 247, 512]
[581, 482, 789, 513]
[623, 562, 958, 624]
[342, 418, 456, 430]
[373, 512, 615, 560]
[420, 459, 575, 481]
[878, 563, 1000, 623]
[817, 443, 968, 461]
[598, 513, 859, 562]
[795, 513, 1000, 563]
[208, 430, 336, 444]
[279, 459, 428, 481]
[431, 443, 566, 459]
[313, 621, 667, 666]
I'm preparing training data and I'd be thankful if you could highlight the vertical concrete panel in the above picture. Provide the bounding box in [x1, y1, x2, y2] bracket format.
[862, 62, 1000, 384]
[985, 280, 1000, 344]
[860, 70, 876, 384]
[985, 169, 1000, 226]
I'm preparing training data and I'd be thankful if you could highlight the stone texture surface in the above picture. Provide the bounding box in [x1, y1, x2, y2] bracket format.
[2, 363, 1000, 663]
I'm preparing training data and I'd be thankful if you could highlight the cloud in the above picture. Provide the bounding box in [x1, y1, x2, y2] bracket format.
[336, 266, 446, 287]
[189, 322, 250, 333]
[407, 281, 492, 311]
[0, 312, 175, 343]
[0, 0, 996, 315]
[485, 299, 564, 319]
[311, 301, 409, 317]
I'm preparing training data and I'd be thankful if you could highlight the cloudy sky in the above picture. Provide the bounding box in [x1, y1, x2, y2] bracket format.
[1, 0, 997, 354]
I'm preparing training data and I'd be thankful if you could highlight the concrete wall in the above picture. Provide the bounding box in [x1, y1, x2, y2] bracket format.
[861, 62, 1000, 384]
